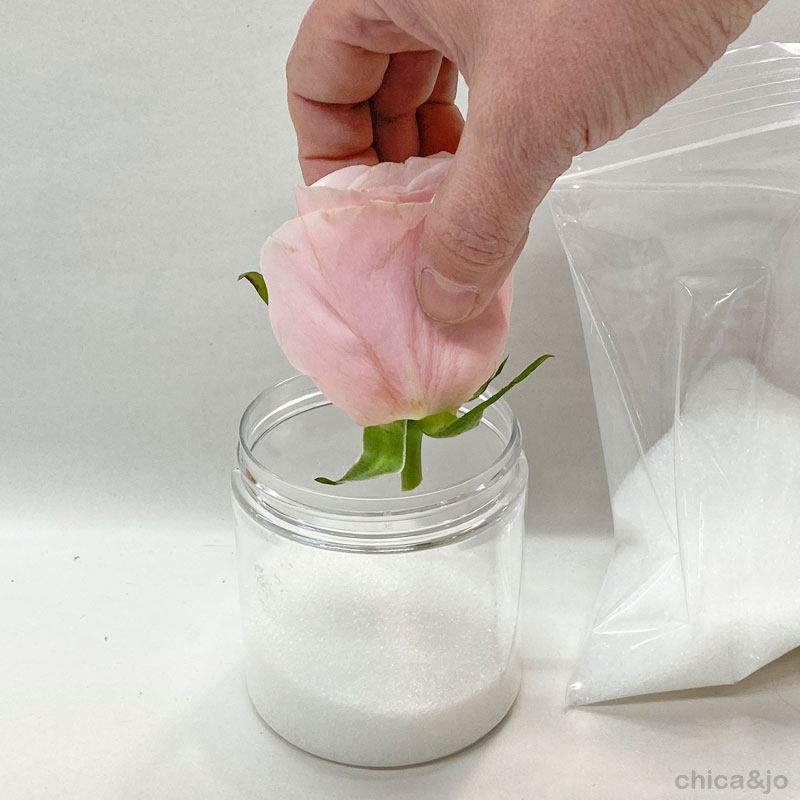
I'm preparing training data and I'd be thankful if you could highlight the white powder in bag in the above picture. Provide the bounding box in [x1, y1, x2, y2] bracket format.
[569, 359, 800, 705]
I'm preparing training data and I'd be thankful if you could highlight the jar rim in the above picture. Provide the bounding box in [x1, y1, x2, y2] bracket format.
[233, 374, 526, 550]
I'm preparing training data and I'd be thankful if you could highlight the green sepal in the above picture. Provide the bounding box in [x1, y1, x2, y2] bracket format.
[316, 421, 407, 485]
[471, 355, 509, 400]
[238, 271, 269, 306]
[416, 410, 459, 436]
[314, 354, 553, 492]
[421, 354, 554, 439]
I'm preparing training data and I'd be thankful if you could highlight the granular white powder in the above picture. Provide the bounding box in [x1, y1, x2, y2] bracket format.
[569, 359, 800, 705]
[242, 548, 521, 766]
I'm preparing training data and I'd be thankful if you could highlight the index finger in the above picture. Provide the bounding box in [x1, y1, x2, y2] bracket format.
[286, 0, 433, 183]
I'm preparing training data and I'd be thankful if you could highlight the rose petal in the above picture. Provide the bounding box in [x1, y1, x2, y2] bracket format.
[294, 151, 453, 216]
[261, 164, 511, 427]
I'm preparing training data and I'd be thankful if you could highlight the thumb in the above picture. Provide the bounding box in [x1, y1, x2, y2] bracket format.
[415, 78, 559, 323]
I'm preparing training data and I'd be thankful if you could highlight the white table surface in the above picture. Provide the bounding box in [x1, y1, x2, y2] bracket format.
[2, 2, 799, 798]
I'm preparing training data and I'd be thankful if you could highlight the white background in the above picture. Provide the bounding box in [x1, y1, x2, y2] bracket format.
[2, 2, 800, 798]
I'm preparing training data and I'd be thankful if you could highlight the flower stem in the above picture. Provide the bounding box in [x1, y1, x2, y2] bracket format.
[401, 422, 423, 491]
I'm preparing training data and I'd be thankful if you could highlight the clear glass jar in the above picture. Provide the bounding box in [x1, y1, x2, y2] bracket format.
[231, 374, 527, 767]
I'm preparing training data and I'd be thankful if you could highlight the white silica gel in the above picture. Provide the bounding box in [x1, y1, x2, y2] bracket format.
[242, 549, 521, 766]
[569, 359, 800, 705]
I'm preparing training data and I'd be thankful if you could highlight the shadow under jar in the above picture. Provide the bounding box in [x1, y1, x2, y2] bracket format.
[231, 374, 528, 767]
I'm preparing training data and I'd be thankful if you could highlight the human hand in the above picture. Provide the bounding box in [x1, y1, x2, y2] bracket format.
[286, 0, 767, 323]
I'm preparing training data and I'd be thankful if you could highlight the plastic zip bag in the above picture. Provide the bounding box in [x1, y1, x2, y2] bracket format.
[550, 43, 800, 705]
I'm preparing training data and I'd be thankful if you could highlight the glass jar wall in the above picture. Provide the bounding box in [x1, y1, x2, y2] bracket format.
[231, 375, 527, 767]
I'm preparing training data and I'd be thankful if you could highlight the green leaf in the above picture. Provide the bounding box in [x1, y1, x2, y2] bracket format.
[316, 421, 407, 485]
[423, 354, 554, 439]
[238, 271, 269, 306]
[471, 355, 509, 400]
[401, 421, 424, 491]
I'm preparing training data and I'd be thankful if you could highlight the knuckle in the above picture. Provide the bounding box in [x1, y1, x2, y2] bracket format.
[431, 209, 517, 274]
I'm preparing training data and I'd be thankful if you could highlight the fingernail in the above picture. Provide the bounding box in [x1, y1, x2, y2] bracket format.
[417, 268, 479, 323]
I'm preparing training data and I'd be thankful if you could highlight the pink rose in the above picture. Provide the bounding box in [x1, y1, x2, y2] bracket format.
[259, 152, 512, 427]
